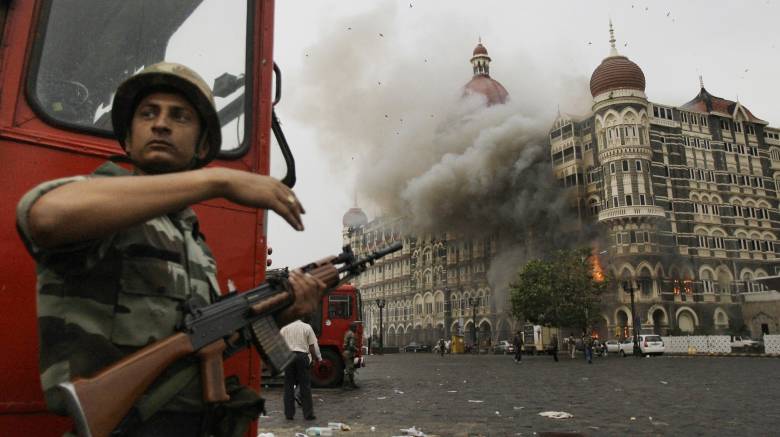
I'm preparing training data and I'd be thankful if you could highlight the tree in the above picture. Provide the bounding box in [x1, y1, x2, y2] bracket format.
[509, 247, 608, 331]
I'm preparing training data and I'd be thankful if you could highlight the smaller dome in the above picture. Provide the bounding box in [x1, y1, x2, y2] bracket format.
[464, 75, 508, 105]
[343, 207, 368, 228]
[589, 55, 646, 97]
[473, 43, 488, 56]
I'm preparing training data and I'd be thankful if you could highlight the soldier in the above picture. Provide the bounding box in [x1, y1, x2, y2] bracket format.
[342, 322, 360, 389]
[16, 63, 326, 436]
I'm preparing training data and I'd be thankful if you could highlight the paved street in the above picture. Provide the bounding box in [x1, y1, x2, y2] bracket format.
[257, 352, 780, 436]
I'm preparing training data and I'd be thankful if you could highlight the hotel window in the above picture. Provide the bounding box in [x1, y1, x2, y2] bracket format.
[724, 142, 734, 153]
[639, 194, 646, 205]
[681, 112, 689, 123]
[701, 116, 708, 126]
[610, 163, 616, 174]
[747, 124, 756, 135]
[635, 160, 642, 171]
[625, 195, 633, 206]
[771, 149, 780, 160]
[613, 196, 619, 207]
[622, 160, 629, 172]
[721, 119, 730, 130]
[735, 123, 743, 133]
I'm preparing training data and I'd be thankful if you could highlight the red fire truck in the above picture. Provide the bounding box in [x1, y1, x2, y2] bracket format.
[310, 284, 364, 387]
[0, 1, 286, 435]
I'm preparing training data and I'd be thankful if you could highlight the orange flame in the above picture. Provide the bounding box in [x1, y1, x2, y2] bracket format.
[590, 249, 605, 282]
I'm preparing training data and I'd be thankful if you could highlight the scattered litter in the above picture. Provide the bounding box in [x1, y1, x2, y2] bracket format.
[328, 422, 351, 431]
[399, 425, 427, 436]
[377, 396, 387, 400]
[463, 380, 467, 383]
[394, 389, 405, 394]
[630, 417, 636, 421]
[295, 434, 307, 437]
[648, 416, 653, 421]
[581, 377, 589, 381]
[370, 426, 376, 432]
[614, 388, 623, 392]
[660, 381, 668, 385]
[257, 433, 275, 437]
[513, 406, 524, 410]
[588, 426, 600, 430]
[495, 411, 501, 415]
[538, 411, 573, 419]
[305, 427, 333, 436]
[468, 400, 484, 403]
[446, 390, 458, 393]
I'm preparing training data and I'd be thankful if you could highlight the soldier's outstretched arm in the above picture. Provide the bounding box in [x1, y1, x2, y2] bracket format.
[25, 167, 305, 249]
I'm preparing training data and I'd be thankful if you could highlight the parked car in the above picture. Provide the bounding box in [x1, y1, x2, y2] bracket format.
[604, 340, 620, 354]
[730, 335, 761, 350]
[492, 340, 516, 354]
[404, 342, 431, 352]
[618, 335, 665, 356]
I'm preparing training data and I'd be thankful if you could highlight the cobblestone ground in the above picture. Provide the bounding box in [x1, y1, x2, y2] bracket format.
[257, 352, 780, 436]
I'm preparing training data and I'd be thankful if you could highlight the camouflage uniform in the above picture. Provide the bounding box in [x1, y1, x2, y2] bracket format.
[342, 329, 358, 389]
[17, 161, 262, 434]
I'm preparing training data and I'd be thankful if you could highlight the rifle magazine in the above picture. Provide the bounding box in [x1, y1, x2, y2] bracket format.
[249, 315, 294, 375]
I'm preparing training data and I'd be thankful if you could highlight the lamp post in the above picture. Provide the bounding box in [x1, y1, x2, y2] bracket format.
[622, 281, 641, 357]
[469, 297, 478, 354]
[377, 298, 386, 355]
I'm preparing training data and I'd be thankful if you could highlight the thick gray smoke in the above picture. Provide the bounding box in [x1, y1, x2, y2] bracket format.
[286, 3, 596, 311]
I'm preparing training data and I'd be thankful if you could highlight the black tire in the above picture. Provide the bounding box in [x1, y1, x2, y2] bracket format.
[311, 348, 344, 388]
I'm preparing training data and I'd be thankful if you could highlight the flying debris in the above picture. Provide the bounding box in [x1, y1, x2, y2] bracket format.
[347, 27, 352, 30]
[587, 41, 592, 45]
[666, 11, 671, 16]
[378, 81, 382, 85]
[379, 33, 384, 37]
[744, 68, 750, 72]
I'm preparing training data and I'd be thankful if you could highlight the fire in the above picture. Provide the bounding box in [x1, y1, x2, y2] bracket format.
[590, 249, 605, 282]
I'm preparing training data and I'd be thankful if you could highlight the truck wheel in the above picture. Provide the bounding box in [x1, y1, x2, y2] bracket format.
[311, 348, 344, 388]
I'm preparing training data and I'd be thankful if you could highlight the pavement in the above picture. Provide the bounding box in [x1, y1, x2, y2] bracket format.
[257, 352, 780, 436]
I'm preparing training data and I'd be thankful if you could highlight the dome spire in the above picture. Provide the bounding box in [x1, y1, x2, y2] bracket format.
[608, 19, 619, 57]
[471, 38, 491, 77]
[699, 74, 705, 89]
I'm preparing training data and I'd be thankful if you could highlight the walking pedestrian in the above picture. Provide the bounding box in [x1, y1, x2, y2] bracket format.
[438, 338, 446, 357]
[583, 333, 593, 364]
[512, 331, 523, 362]
[550, 334, 559, 362]
[342, 322, 360, 389]
[568, 333, 576, 359]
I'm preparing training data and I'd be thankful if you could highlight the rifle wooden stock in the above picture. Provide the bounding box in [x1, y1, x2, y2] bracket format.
[62, 332, 195, 437]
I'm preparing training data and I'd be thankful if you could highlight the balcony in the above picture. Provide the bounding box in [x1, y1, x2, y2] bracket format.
[598, 205, 665, 223]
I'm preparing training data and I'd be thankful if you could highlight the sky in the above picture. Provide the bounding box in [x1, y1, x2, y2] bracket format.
[266, 0, 780, 269]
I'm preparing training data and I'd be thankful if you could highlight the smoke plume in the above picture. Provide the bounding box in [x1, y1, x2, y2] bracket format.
[286, 3, 597, 309]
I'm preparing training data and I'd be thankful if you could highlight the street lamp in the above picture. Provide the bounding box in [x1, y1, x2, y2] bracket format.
[469, 297, 478, 354]
[377, 298, 386, 355]
[622, 281, 641, 357]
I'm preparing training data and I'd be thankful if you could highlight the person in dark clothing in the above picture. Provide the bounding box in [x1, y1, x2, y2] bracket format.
[550, 334, 559, 362]
[513, 331, 523, 362]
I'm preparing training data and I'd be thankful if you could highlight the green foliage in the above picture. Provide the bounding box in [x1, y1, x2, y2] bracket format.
[509, 247, 608, 330]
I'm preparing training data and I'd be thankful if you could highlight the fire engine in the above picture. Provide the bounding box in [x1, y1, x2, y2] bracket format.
[310, 284, 364, 388]
[0, 1, 287, 435]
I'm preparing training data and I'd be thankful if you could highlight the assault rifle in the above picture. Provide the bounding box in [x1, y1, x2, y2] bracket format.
[58, 242, 402, 437]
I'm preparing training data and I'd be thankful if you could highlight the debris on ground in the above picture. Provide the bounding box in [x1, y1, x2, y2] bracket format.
[468, 400, 484, 403]
[630, 417, 636, 421]
[660, 381, 668, 385]
[398, 425, 427, 436]
[538, 411, 573, 419]
[257, 433, 275, 437]
[370, 426, 376, 432]
[328, 422, 351, 431]
[446, 390, 458, 393]
[305, 427, 333, 436]
[377, 396, 387, 400]
[394, 389, 405, 394]
[513, 406, 524, 410]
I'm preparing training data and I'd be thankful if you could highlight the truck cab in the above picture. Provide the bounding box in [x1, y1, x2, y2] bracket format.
[310, 284, 364, 387]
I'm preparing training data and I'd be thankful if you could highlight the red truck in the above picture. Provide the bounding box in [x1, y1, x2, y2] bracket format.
[310, 284, 364, 387]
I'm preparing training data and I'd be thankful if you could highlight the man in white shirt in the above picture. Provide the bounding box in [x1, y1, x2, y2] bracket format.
[280, 318, 322, 420]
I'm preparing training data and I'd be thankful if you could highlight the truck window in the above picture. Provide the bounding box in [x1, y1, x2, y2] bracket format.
[27, 0, 249, 153]
[328, 295, 351, 319]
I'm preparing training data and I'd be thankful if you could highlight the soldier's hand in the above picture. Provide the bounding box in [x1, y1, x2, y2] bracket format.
[276, 269, 327, 326]
[208, 168, 305, 231]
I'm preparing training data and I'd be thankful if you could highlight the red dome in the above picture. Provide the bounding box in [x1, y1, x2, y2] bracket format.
[589, 55, 645, 97]
[464, 75, 508, 105]
[473, 43, 488, 56]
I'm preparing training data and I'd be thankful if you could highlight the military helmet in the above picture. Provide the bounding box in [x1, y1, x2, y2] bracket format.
[111, 62, 222, 168]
